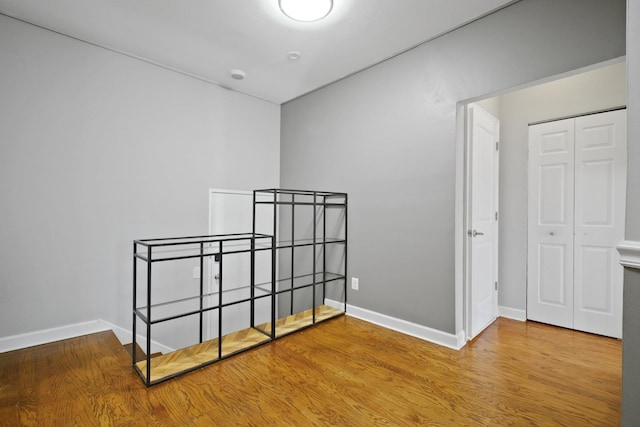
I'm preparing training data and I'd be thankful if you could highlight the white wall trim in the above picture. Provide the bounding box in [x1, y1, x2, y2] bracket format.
[454, 103, 467, 341]
[4, 299, 508, 354]
[0, 320, 175, 355]
[0, 320, 110, 353]
[618, 240, 640, 269]
[344, 303, 466, 350]
[98, 319, 175, 355]
[498, 306, 527, 321]
[324, 298, 346, 312]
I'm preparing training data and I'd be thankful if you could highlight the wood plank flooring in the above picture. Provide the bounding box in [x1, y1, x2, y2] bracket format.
[0, 316, 621, 426]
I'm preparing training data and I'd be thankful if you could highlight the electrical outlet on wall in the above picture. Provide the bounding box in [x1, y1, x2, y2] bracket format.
[351, 277, 359, 291]
[193, 267, 200, 279]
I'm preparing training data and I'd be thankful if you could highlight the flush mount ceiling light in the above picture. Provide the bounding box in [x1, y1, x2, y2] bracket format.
[279, 0, 333, 22]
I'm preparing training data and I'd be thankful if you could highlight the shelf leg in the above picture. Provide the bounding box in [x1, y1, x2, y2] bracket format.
[312, 192, 317, 324]
[290, 193, 295, 316]
[146, 245, 152, 386]
[323, 195, 327, 309]
[132, 242, 137, 367]
[218, 241, 223, 359]
[271, 194, 277, 339]
[344, 194, 348, 311]
[251, 237, 255, 328]
[252, 192, 256, 329]
[199, 242, 204, 343]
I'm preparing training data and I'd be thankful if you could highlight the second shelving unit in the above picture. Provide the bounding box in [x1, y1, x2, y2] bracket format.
[253, 188, 348, 338]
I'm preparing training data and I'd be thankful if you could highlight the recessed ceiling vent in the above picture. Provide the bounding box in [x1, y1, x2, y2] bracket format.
[229, 69, 246, 80]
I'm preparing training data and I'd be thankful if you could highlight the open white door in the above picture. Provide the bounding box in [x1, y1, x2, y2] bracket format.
[466, 104, 500, 339]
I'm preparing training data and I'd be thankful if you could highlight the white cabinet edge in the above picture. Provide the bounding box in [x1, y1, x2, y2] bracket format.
[618, 240, 640, 269]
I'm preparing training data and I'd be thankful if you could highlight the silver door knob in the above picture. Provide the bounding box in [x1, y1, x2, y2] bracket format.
[467, 230, 484, 237]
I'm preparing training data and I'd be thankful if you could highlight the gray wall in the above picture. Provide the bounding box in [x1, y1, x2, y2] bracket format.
[622, 0, 640, 425]
[497, 62, 626, 311]
[0, 15, 280, 339]
[623, 270, 640, 426]
[280, 0, 626, 334]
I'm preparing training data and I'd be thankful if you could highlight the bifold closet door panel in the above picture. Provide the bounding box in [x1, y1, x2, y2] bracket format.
[527, 118, 575, 329]
[573, 110, 626, 338]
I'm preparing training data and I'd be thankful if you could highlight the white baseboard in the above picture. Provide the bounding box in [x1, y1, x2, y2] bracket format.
[0, 320, 110, 353]
[323, 298, 346, 312]
[6, 301, 521, 354]
[0, 319, 175, 354]
[499, 306, 527, 322]
[98, 319, 175, 355]
[343, 303, 466, 350]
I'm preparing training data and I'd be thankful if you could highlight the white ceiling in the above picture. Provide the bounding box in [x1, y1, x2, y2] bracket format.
[0, 0, 515, 104]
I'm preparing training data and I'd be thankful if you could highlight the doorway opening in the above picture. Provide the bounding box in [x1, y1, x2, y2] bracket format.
[457, 59, 627, 343]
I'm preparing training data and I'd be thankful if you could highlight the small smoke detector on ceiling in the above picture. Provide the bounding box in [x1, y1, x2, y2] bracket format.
[287, 51, 301, 60]
[229, 69, 246, 80]
[279, 0, 333, 22]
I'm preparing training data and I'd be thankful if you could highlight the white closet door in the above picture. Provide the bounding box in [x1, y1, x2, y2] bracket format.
[573, 110, 626, 338]
[527, 119, 575, 329]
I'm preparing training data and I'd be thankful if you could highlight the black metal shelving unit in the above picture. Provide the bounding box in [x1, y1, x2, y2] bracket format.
[132, 189, 347, 386]
[132, 233, 275, 386]
[253, 189, 348, 336]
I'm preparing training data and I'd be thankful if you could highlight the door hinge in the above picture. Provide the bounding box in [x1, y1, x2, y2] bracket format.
[496, 141, 499, 151]
[495, 211, 498, 221]
[495, 281, 498, 291]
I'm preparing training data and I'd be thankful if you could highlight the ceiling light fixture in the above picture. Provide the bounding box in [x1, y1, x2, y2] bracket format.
[279, 0, 333, 22]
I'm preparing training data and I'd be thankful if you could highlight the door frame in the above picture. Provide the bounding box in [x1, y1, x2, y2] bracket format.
[453, 58, 625, 346]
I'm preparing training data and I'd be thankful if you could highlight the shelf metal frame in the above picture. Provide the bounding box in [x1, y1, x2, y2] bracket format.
[253, 188, 348, 329]
[132, 232, 274, 386]
[132, 189, 347, 386]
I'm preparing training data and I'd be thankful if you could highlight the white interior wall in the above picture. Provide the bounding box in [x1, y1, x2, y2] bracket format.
[0, 15, 281, 342]
[495, 61, 627, 312]
[475, 98, 501, 119]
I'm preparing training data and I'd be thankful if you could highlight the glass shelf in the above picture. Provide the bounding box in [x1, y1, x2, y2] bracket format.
[275, 238, 346, 249]
[255, 272, 345, 295]
[253, 188, 347, 207]
[134, 233, 274, 263]
[135, 236, 346, 262]
[136, 284, 271, 324]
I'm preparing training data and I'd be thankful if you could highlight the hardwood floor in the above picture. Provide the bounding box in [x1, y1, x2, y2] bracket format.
[0, 316, 621, 426]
